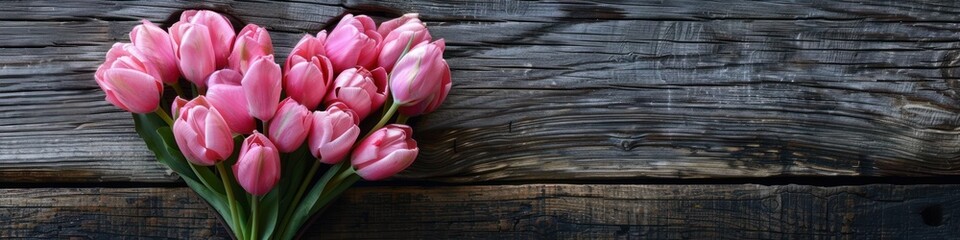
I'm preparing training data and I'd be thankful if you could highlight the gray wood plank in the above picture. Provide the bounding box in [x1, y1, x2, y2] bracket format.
[0, 0, 958, 182]
[1, 184, 958, 239]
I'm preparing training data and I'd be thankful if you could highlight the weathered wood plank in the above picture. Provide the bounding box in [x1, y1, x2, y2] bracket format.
[1, 184, 957, 238]
[1, 0, 958, 182]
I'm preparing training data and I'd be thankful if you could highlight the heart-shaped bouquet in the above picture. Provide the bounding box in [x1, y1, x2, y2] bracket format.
[93, 10, 450, 239]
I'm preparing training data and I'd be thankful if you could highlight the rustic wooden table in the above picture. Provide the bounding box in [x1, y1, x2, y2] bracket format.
[2, 0, 959, 239]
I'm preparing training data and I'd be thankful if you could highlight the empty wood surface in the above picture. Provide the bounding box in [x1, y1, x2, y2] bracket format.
[1, 184, 957, 239]
[1, 0, 959, 183]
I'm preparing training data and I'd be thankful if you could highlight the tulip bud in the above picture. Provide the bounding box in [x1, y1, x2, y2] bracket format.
[169, 22, 216, 88]
[285, 32, 328, 72]
[229, 24, 274, 74]
[377, 13, 431, 72]
[351, 124, 418, 181]
[324, 66, 388, 119]
[309, 102, 360, 164]
[206, 69, 256, 134]
[130, 20, 180, 84]
[94, 43, 163, 113]
[178, 10, 236, 68]
[242, 55, 283, 121]
[390, 39, 451, 116]
[172, 96, 234, 166]
[233, 132, 281, 196]
[268, 98, 312, 153]
[284, 54, 333, 110]
[325, 14, 382, 72]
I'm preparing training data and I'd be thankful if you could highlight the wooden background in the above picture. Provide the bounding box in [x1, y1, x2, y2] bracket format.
[2, 0, 959, 238]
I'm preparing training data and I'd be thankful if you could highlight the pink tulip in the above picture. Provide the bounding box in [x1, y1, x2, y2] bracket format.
[267, 98, 312, 153]
[390, 39, 451, 116]
[309, 102, 360, 164]
[325, 14, 382, 72]
[377, 13, 431, 72]
[324, 66, 388, 119]
[284, 54, 333, 110]
[94, 43, 163, 113]
[171, 97, 188, 119]
[351, 124, 418, 181]
[206, 69, 255, 134]
[242, 55, 282, 121]
[172, 96, 234, 166]
[130, 20, 180, 84]
[233, 132, 280, 196]
[178, 10, 235, 68]
[229, 24, 274, 74]
[285, 32, 328, 72]
[169, 22, 216, 88]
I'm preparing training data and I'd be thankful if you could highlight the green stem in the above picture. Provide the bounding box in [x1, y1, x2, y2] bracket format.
[316, 168, 361, 211]
[154, 108, 174, 126]
[366, 103, 400, 139]
[170, 82, 186, 98]
[381, 95, 393, 116]
[277, 160, 320, 239]
[251, 196, 260, 240]
[216, 163, 245, 240]
[260, 120, 268, 136]
[396, 114, 410, 125]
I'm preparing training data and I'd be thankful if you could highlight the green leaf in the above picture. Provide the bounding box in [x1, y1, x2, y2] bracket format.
[279, 146, 311, 216]
[310, 166, 359, 214]
[183, 174, 237, 235]
[259, 187, 281, 240]
[132, 113, 197, 181]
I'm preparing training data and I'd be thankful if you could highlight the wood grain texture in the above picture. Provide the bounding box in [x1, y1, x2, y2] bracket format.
[1, 0, 959, 182]
[1, 184, 958, 239]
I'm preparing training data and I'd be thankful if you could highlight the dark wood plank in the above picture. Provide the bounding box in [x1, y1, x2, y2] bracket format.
[0, 187, 229, 239]
[1, 0, 958, 182]
[1, 184, 958, 238]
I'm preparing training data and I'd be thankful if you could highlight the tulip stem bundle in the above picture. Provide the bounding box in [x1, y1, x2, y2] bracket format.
[276, 160, 320, 237]
[96, 10, 450, 240]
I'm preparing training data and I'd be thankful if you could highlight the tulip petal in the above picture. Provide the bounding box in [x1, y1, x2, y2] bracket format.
[242, 56, 283, 121]
[319, 118, 359, 164]
[203, 107, 234, 160]
[284, 59, 326, 110]
[268, 98, 312, 152]
[178, 24, 216, 87]
[173, 118, 203, 165]
[332, 87, 373, 119]
[208, 69, 255, 133]
[233, 133, 281, 196]
[357, 149, 418, 181]
[131, 20, 180, 84]
[102, 68, 161, 113]
[311, 111, 360, 164]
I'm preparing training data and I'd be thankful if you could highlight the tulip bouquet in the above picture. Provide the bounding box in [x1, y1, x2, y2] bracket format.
[94, 10, 449, 239]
